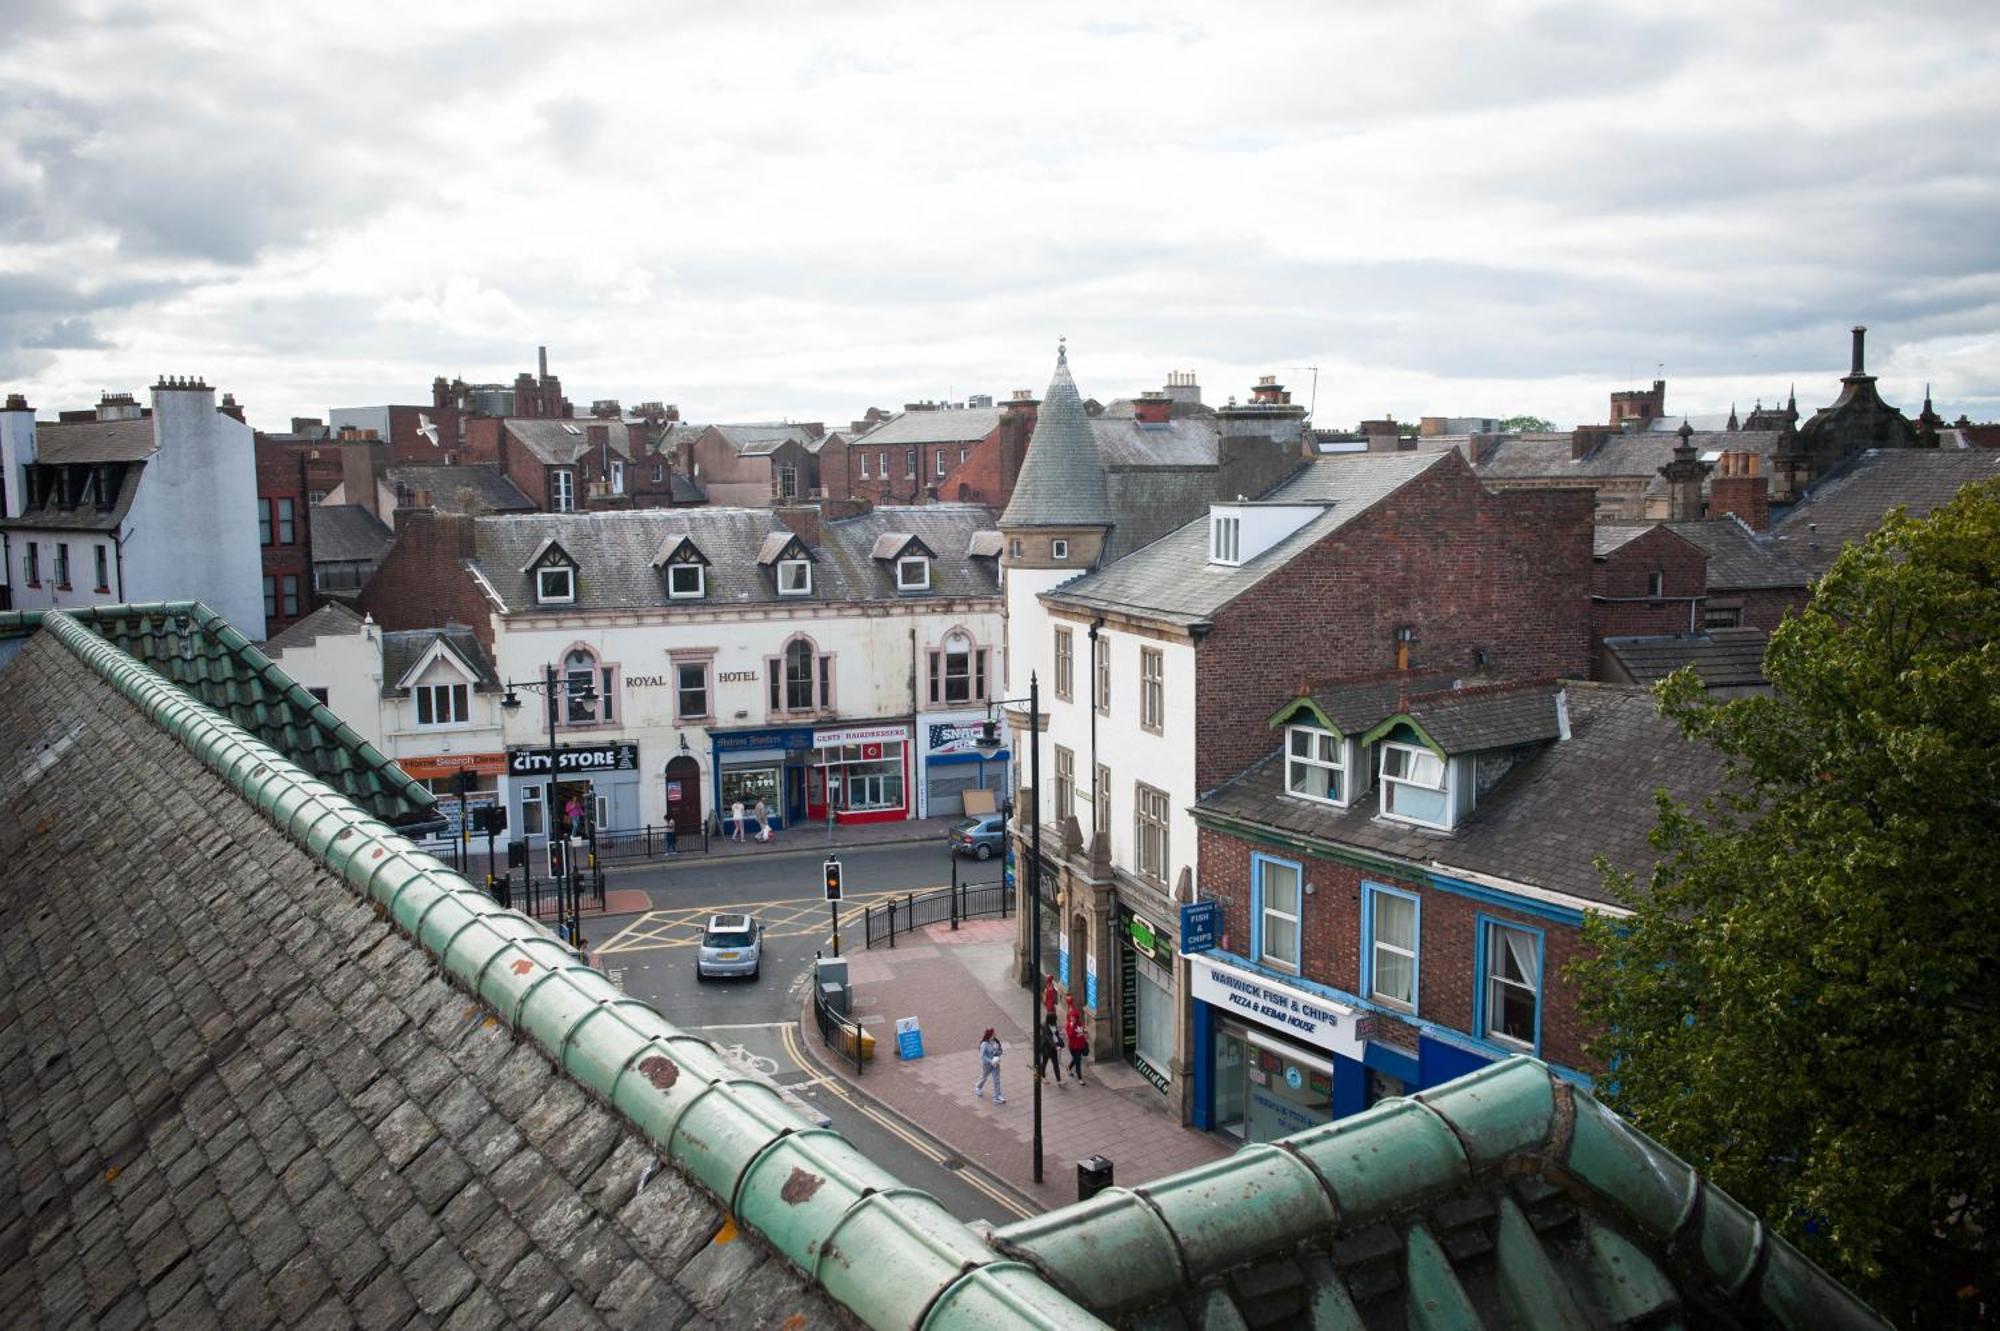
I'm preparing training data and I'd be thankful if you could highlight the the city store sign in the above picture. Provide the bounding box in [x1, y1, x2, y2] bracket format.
[1189, 955, 1363, 1059]
[507, 742, 639, 777]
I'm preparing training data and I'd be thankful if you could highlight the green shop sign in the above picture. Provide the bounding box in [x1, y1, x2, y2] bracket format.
[1128, 914, 1157, 958]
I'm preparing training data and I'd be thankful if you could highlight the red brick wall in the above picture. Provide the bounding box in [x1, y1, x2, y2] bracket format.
[1737, 586, 1809, 630]
[1192, 454, 1594, 789]
[493, 425, 553, 511]
[355, 510, 493, 650]
[1590, 527, 1707, 671]
[1198, 826, 1597, 1072]
[254, 436, 316, 633]
[1708, 474, 1769, 531]
[383, 405, 473, 463]
[818, 435, 851, 501]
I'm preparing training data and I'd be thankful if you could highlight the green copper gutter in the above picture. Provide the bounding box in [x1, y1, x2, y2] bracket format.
[40, 610, 1103, 1331]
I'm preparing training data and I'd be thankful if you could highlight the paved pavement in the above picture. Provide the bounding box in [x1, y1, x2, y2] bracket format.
[799, 918, 1232, 1213]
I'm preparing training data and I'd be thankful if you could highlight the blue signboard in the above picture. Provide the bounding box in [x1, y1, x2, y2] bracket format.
[1180, 900, 1223, 955]
[712, 727, 815, 754]
[894, 1016, 925, 1061]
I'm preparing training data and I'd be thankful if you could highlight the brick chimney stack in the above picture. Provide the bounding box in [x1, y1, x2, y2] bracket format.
[774, 506, 820, 545]
[1709, 450, 1770, 530]
[1133, 391, 1172, 425]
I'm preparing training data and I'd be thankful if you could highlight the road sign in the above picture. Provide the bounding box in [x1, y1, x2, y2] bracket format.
[824, 859, 843, 901]
[1179, 900, 1223, 955]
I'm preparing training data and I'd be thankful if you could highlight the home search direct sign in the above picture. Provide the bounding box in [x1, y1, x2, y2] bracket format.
[1188, 955, 1363, 1060]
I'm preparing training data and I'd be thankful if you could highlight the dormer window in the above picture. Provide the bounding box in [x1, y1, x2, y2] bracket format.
[1380, 742, 1449, 828]
[537, 566, 575, 604]
[1285, 725, 1345, 804]
[779, 559, 812, 595]
[897, 556, 930, 591]
[668, 563, 705, 599]
[1212, 515, 1241, 564]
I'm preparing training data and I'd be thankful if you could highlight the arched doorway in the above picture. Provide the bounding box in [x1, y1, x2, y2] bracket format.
[664, 755, 702, 833]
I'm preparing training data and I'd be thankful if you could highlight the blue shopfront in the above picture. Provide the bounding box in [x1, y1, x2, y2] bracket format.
[1187, 951, 1504, 1143]
[709, 725, 816, 833]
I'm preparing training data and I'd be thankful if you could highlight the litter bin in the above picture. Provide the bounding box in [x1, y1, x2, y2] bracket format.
[1077, 1155, 1114, 1202]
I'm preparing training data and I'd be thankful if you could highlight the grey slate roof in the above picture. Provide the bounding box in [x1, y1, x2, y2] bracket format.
[1769, 448, 2000, 577]
[1102, 467, 1224, 562]
[1199, 683, 1728, 906]
[1045, 452, 1448, 626]
[264, 602, 365, 653]
[0, 461, 143, 533]
[309, 505, 395, 565]
[0, 630, 850, 1330]
[469, 505, 1001, 614]
[1475, 430, 1783, 482]
[1596, 518, 1809, 592]
[504, 419, 634, 466]
[31, 417, 157, 463]
[711, 424, 817, 456]
[1381, 682, 1566, 755]
[381, 624, 500, 698]
[1604, 629, 1770, 689]
[1090, 416, 1217, 468]
[384, 464, 537, 515]
[998, 349, 1115, 530]
[848, 407, 1003, 447]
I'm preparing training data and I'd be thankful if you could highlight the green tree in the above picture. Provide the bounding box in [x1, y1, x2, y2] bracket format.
[1499, 414, 1554, 432]
[1573, 480, 2000, 1326]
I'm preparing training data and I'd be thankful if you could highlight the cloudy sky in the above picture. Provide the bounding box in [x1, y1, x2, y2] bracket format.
[4, 0, 1996, 431]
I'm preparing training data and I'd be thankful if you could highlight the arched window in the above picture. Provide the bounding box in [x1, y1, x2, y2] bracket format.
[784, 639, 815, 711]
[768, 636, 832, 715]
[564, 649, 599, 723]
[929, 630, 988, 704]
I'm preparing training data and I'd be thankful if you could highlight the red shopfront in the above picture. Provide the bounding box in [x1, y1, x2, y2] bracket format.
[806, 722, 912, 826]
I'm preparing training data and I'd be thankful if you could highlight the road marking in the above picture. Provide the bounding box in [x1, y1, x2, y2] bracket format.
[597, 887, 918, 955]
[777, 1023, 1031, 1221]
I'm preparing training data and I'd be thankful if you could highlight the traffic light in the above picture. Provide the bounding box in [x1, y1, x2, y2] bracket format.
[823, 859, 843, 901]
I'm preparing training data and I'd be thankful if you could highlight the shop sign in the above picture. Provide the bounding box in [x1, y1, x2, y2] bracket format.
[816, 723, 908, 748]
[1128, 914, 1157, 959]
[400, 752, 506, 781]
[1179, 900, 1223, 955]
[714, 727, 814, 754]
[925, 717, 1009, 759]
[507, 743, 638, 777]
[1189, 956, 1362, 1059]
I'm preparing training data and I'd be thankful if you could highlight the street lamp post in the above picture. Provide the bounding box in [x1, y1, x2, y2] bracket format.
[976, 672, 1044, 1184]
[500, 663, 596, 948]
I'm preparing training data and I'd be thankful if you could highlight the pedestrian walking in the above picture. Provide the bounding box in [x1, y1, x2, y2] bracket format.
[1064, 1004, 1088, 1084]
[974, 1028, 1005, 1104]
[664, 819, 678, 855]
[1037, 1013, 1064, 1087]
[730, 800, 747, 841]
[754, 797, 772, 842]
[1042, 973, 1059, 1023]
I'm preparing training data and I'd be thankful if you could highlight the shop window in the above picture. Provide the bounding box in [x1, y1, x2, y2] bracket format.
[722, 766, 779, 815]
[1363, 884, 1419, 1010]
[1480, 919, 1542, 1050]
[928, 632, 987, 704]
[1253, 854, 1302, 972]
[830, 741, 905, 811]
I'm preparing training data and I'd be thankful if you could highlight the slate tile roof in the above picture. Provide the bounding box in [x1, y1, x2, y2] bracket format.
[1768, 448, 2000, 577]
[1383, 681, 1566, 755]
[0, 631, 846, 1330]
[1474, 430, 1784, 482]
[503, 419, 636, 466]
[1604, 630, 1770, 689]
[471, 505, 1000, 615]
[1044, 452, 1447, 625]
[998, 349, 1115, 530]
[379, 625, 500, 699]
[263, 602, 365, 653]
[30, 417, 157, 463]
[1596, 518, 1810, 592]
[309, 504, 395, 565]
[0, 461, 143, 533]
[384, 464, 538, 515]
[992, 1058, 1886, 1329]
[1091, 416, 1217, 468]
[1200, 683, 1726, 906]
[848, 407, 1004, 447]
[710, 424, 818, 456]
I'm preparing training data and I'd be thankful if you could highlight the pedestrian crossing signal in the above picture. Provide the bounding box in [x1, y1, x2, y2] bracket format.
[824, 859, 843, 901]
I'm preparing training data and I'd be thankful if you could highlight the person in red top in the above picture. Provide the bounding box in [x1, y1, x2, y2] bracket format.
[1042, 974, 1059, 1022]
[1063, 1001, 1088, 1085]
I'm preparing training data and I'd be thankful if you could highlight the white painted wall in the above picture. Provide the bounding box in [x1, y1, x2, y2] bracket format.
[264, 626, 385, 748]
[2, 534, 121, 612]
[121, 386, 265, 636]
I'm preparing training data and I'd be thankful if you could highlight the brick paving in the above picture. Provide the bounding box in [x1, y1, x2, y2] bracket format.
[801, 919, 1231, 1213]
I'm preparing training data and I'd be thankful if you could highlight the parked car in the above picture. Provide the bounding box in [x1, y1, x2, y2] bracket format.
[947, 812, 1006, 861]
[696, 913, 763, 981]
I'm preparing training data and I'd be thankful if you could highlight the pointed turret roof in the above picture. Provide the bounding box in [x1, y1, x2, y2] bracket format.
[999, 342, 1114, 530]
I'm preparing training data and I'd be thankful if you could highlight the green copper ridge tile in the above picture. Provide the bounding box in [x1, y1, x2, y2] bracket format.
[1413, 1056, 1558, 1166]
[1402, 1220, 1481, 1330]
[1286, 1098, 1471, 1224]
[1137, 1144, 1337, 1283]
[1493, 1195, 1591, 1331]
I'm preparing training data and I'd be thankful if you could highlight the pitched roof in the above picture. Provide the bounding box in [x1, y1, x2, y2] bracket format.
[1769, 448, 2000, 577]
[848, 407, 1004, 447]
[1044, 453, 1447, 626]
[999, 348, 1114, 530]
[263, 601, 365, 653]
[711, 423, 818, 456]
[1199, 683, 1726, 906]
[380, 624, 499, 697]
[0, 602, 434, 827]
[1596, 518, 1809, 592]
[0, 459, 144, 532]
[991, 1057, 1885, 1329]
[468, 506, 1001, 614]
[1604, 629, 1771, 689]
[31, 416, 157, 463]
[1090, 415, 1217, 468]
[309, 504, 395, 564]
[1475, 430, 1784, 483]
[384, 464, 537, 515]
[1365, 681, 1567, 755]
[503, 418, 634, 466]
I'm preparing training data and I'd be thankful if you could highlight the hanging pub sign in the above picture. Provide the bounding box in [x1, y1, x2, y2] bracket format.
[507, 742, 639, 777]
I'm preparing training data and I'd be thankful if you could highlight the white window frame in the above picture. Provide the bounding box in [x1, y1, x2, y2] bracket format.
[551, 469, 575, 512]
[610, 459, 625, 490]
[1482, 920, 1542, 1051]
[858, 453, 870, 480]
[537, 565, 575, 605]
[667, 563, 705, 599]
[1052, 538, 1069, 561]
[1134, 782, 1169, 885]
[1054, 745, 1075, 821]
[1363, 884, 1420, 1011]
[905, 449, 916, 479]
[675, 660, 710, 721]
[1139, 647, 1164, 734]
[415, 682, 470, 728]
[1212, 514, 1241, 564]
[1053, 627, 1073, 701]
[1380, 741, 1451, 829]
[778, 558, 812, 596]
[935, 450, 947, 477]
[896, 556, 931, 591]
[1254, 854, 1302, 973]
[1285, 725, 1346, 806]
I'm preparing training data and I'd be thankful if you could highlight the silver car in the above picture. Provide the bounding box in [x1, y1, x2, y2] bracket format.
[696, 913, 763, 981]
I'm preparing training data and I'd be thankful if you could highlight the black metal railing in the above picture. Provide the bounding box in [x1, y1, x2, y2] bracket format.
[491, 869, 606, 920]
[813, 983, 867, 1074]
[862, 878, 1012, 949]
[592, 821, 710, 863]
